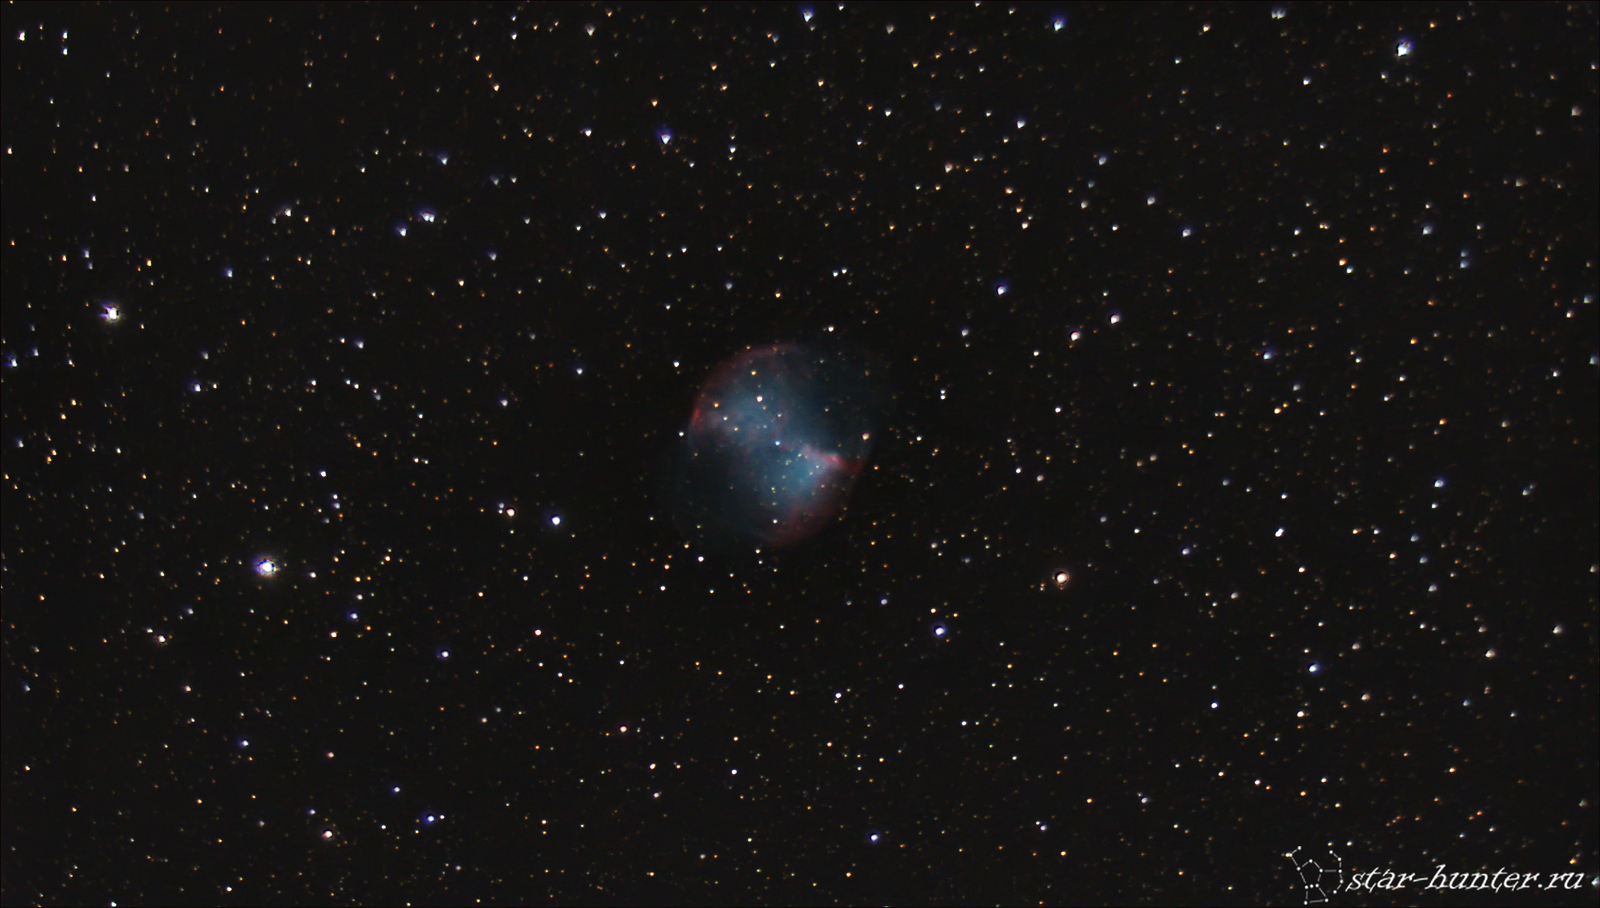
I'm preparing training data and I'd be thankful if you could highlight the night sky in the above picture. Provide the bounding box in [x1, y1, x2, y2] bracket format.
[2, 3, 1596, 905]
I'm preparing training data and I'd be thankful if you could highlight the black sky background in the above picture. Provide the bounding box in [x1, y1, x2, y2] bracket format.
[2, 3, 1596, 905]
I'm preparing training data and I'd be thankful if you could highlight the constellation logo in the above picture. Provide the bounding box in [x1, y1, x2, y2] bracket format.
[1286, 846, 1343, 905]
[1286, 846, 1593, 903]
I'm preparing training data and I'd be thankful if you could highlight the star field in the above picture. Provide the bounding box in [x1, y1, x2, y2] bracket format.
[2, 3, 1596, 905]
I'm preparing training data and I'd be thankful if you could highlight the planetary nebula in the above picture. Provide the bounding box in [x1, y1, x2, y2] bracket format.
[667, 343, 888, 548]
